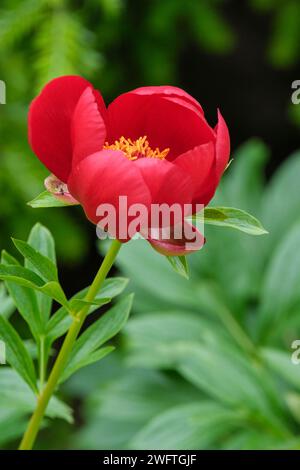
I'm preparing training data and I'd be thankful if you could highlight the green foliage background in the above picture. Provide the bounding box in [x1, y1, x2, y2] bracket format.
[0, 0, 300, 450]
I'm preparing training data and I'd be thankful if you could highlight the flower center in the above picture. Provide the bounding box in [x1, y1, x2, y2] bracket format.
[103, 136, 169, 161]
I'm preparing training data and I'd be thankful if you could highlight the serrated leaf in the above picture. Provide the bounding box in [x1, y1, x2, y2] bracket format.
[192, 207, 268, 235]
[64, 295, 133, 380]
[0, 316, 37, 392]
[27, 190, 78, 208]
[60, 346, 114, 383]
[166, 256, 189, 279]
[12, 238, 58, 282]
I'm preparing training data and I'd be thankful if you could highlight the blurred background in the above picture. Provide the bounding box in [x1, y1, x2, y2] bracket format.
[1, 0, 300, 450]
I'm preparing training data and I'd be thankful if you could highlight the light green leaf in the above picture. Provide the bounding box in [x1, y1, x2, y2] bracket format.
[258, 222, 300, 341]
[60, 346, 115, 383]
[0, 264, 68, 308]
[12, 238, 58, 282]
[0, 316, 37, 392]
[69, 297, 111, 313]
[131, 402, 244, 450]
[1, 250, 43, 336]
[0, 368, 73, 423]
[27, 190, 78, 208]
[262, 150, 300, 252]
[46, 277, 129, 342]
[0, 283, 15, 319]
[25, 223, 56, 324]
[64, 295, 133, 379]
[262, 348, 300, 391]
[166, 256, 189, 279]
[192, 207, 268, 235]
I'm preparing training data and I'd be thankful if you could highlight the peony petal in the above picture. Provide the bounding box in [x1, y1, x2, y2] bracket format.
[134, 158, 193, 228]
[71, 87, 107, 167]
[174, 142, 217, 207]
[147, 222, 205, 256]
[68, 150, 151, 240]
[107, 93, 215, 161]
[215, 109, 230, 179]
[131, 85, 204, 117]
[28, 75, 106, 182]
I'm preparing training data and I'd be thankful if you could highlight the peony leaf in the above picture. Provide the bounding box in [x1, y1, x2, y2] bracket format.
[166, 256, 189, 279]
[0, 316, 37, 393]
[27, 191, 78, 208]
[192, 207, 268, 235]
[12, 238, 58, 282]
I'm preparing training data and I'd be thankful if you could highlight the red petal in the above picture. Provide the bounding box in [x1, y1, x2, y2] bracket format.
[28, 75, 105, 182]
[71, 87, 107, 167]
[215, 110, 230, 179]
[68, 150, 151, 240]
[107, 93, 215, 161]
[131, 85, 204, 117]
[134, 158, 193, 228]
[147, 222, 205, 256]
[174, 142, 217, 207]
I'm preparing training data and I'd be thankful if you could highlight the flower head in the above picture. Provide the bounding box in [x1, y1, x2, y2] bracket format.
[28, 76, 230, 255]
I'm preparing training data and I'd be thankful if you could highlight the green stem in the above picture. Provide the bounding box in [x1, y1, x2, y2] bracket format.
[19, 239, 122, 450]
[39, 335, 45, 389]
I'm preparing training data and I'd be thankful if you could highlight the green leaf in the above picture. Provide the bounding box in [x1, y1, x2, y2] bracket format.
[131, 402, 244, 450]
[220, 139, 269, 213]
[69, 297, 111, 313]
[166, 256, 189, 279]
[46, 277, 129, 342]
[63, 295, 133, 381]
[192, 207, 268, 235]
[12, 238, 58, 282]
[0, 283, 15, 319]
[60, 346, 114, 383]
[258, 222, 300, 341]
[25, 223, 56, 324]
[0, 368, 73, 424]
[0, 316, 37, 392]
[27, 190, 78, 208]
[0, 264, 68, 308]
[262, 348, 300, 391]
[262, 150, 300, 252]
[1, 251, 43, 336]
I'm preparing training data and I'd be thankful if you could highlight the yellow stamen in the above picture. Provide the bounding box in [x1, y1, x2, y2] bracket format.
[103, 136, 170, 161]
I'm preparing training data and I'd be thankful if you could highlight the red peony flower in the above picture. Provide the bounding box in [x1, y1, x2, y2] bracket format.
[28, 76, 230, 255]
